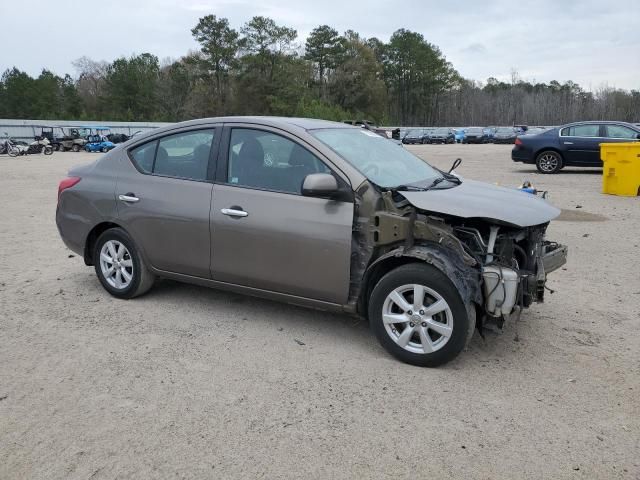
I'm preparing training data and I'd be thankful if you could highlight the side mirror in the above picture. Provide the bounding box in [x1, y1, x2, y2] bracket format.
[302, 173, 339, 198]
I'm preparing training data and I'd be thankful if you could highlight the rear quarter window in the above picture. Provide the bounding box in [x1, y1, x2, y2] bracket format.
[129, 141, 157, 173]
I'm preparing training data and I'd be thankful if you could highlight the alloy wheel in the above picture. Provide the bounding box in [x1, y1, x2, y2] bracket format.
[99, 240, 134, 289]
[538, 153, 559, 172]
[382, 284, 453, 354]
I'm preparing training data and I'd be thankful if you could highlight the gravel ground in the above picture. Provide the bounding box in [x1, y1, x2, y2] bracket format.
[1, 145, 639, 479]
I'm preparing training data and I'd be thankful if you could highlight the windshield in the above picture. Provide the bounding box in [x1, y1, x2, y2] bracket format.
[407, 129, 423, 136]
[496, 128, 514, 134]
[312, 128, 441, 188]
[434, 128, 449, 134]
[466, 128, 482, 134]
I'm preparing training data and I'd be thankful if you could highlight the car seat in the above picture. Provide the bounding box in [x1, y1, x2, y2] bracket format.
[235, 138, 268, 188]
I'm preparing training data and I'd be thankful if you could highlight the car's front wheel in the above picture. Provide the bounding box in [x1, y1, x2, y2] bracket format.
[536, 151, 563, 174]
[94, 228, 155, 299]
[369, 263, 472, 367]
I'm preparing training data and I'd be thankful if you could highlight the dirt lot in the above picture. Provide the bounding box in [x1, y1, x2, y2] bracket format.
[1, 145, 639, 479]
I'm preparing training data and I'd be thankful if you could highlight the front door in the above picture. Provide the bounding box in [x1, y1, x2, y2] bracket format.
[603, 124, 640, 144]
[116, 127, 219, 278]
[209, 126, 354, 304]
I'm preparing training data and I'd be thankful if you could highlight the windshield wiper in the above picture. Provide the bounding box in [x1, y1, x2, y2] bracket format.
[392, 184, 430, 192]
[392, 176, 448, 192]
[440, 171, 462, 184]
[424, 177, 446, 190]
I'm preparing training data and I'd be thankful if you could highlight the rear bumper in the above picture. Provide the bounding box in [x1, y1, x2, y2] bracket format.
[511, 147, 533, 163]
[56, 205, 85, 257]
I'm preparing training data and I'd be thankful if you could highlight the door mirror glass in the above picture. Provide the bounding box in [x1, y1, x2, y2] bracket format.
[302, 173, 338, 198]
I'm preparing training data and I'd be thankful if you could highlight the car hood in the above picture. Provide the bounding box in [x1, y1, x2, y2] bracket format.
[399, 179, 560, 227]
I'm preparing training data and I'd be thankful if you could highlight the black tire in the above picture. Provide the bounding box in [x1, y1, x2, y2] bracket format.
[72, 144, 80, 152]
[368, 263, 471, 367]
[101, 146, 108, 153]
[94, 228, 155, 299]
[535, 150, 563, 174]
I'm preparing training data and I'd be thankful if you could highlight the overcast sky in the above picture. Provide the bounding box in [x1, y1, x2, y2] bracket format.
[2, 0, 639, 90]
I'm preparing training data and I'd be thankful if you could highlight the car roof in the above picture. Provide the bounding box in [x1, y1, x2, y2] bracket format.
[561, 120, 638, 128]
[161, 116, 353, 132]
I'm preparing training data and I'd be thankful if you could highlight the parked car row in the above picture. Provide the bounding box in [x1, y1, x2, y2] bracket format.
[401, 128, 455, 144]
[400, 125, 551, 145]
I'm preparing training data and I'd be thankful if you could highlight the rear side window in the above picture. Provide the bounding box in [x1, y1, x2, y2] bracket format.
[130, 141, 157, 173]
[128, 129, 215, 181]
[561, 125, 600, 137]
[605, 124, 638, 139]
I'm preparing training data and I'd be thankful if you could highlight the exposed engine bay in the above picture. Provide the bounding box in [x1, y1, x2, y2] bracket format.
[351, 183, 568, 333]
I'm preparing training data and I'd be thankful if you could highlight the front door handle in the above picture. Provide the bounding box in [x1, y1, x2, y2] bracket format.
[221, 207, 248, 218]
[563, 142, 574, 145]
[118, 193, 140, 203]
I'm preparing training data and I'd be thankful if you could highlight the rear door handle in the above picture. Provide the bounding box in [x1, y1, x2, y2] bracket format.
[118, 193, 140, 203]
[221, 207, 248, 218]
[563, 142, 574, 145]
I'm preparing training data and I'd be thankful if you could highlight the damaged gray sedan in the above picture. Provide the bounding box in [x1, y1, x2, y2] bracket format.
[56, 117, 568, 366]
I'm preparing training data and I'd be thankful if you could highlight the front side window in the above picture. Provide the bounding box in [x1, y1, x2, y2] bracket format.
[606, 124, 638, 139]
[312, 128, 441, 188]
[227, 129, 330, 194]
[129, 129, 215, 181]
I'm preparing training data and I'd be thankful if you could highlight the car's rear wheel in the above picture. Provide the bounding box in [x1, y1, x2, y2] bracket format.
[369, 263, 471, 367]
[72, 144, 80, 152]
[536, 151, 563, 174]
[94, 228, 155, 299]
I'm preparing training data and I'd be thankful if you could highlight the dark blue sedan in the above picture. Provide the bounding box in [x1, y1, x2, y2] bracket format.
[512, 121, 640, 173]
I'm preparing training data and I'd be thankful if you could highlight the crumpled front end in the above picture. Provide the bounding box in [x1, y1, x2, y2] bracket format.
[454, 222, 568, 329]
[354, 185, 568, 334]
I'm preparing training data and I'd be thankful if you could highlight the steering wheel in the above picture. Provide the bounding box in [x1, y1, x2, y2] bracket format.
[361, 163, 379, 177]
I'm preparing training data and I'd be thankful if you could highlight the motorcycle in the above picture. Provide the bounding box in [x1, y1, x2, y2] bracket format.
[2, 134, 29, 157]
[27, 136, 54, 155]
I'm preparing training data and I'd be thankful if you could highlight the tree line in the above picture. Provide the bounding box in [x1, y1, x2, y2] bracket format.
[0, 14, 638, 126]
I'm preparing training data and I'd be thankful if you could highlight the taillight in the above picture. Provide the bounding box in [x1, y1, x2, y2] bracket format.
[58, 177, 81, 202]
[514, 138, 523, 146]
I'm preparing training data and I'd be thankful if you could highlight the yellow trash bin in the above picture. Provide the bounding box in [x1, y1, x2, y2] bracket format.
[601, 142, 640, 196]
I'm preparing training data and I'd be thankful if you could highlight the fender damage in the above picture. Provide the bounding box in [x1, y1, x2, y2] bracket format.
[349, 181, 568, 333]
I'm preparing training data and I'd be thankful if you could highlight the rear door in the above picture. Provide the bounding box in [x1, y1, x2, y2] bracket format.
[209, 125, 354, 304]
[115, 127, 220, 278]
[559, 124, 603, 165]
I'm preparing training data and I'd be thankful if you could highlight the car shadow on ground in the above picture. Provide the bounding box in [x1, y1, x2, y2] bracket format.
[71, 272, 526, 369]
[142, 278, 376, 347]
[513, 168, 602, 175]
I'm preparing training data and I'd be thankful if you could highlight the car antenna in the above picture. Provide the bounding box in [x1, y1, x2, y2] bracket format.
[448, 158, 462, 174]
